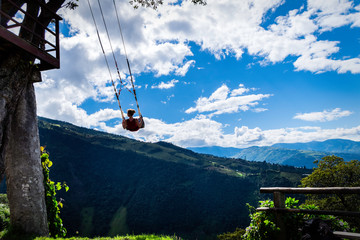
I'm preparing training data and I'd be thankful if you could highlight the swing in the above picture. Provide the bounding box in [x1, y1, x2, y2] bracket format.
[87, 0, 145, 131]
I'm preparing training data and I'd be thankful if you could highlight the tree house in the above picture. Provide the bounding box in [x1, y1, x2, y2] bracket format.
[0, 0, 62, 71]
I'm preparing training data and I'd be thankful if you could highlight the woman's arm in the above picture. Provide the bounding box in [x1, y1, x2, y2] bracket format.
[122, 119, 127, 129]
[137, 116, 143, 127]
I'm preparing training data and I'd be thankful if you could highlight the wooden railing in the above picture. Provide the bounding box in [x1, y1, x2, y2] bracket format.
[0, 0, 62, 70]
[257, 187, 360, 240]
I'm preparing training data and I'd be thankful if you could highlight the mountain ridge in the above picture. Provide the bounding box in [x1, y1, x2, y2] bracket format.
[189, 139, 360, 168]
[34, 117, 310, 239]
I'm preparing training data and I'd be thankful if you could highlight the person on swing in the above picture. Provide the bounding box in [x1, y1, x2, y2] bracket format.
[122, 109, 144, 132]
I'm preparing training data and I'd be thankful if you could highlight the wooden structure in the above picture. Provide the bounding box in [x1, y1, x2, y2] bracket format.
[258, 187, 360, 240]
[0, 0, 62, 70]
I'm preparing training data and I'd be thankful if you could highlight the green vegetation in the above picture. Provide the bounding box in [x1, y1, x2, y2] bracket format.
[0, 194, 10, 233]
[41, 147, 69, 237]
[33, 234, 179, 240]
[36, 117, 309, 239]
[230, 144, 360, 168]
[221, 155, 359, 239]
[241, 197, 349, 240]
[0, 233, 178, 240]
[300, 155, 360, 230]
[218, 228, 245, 240]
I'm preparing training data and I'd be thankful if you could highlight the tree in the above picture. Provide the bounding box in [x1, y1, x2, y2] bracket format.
[0, 0, 205, 236]
[300, 155, 360, 230]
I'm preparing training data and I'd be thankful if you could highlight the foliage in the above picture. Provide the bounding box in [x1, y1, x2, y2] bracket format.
[129, 0, 206, 9]
[37, 117, 309, 238]
[0, 194, 10, 233]
[300, 155, 360, 230]
[63, 0, 79, 10]
[218, 228, 245, 240]
[41, 147, 69, 238]
[301, 155, 360, 188]
[242, 197, 350, 240]
[242, 200, 279, 240]
[33, 234, 180, 240]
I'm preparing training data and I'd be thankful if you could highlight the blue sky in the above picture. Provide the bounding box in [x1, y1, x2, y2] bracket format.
[35, 0, 360, 148]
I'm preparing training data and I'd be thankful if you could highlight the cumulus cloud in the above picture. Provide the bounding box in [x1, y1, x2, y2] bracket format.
[95, 116, 360, 148]
[56, 0, 360, 81]
[175, 60, 196, 76]
[33, 0, 360, 150]
[185, 84, 272, 116]
[151, 79, 179, 89]
[294, 108, 353, 122]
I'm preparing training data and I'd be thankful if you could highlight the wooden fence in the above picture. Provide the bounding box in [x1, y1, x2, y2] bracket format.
[257, 187, 360, 240]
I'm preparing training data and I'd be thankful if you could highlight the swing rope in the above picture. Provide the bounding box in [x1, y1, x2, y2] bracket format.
[112, 0, 142, 117]
[96, 0, 133, 96]
[86, 0, 125, 120]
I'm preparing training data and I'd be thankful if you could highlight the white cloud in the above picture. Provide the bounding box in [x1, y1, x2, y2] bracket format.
[185, 84, 272, 116]
[175, 60, 195, 76]
[33, 0, 360, 151]
[230, 84, 250, 96]
[93, 115, 360, 148]
[151, 79, 179, 89]
[307, 0, 356, 31]
[54, 0, 360, 81]
[294, 108, 353, 122]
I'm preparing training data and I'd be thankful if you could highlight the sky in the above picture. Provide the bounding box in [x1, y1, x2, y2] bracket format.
[35, 0, 360, 149]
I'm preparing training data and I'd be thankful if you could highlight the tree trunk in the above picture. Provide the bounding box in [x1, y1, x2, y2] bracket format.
[0, 54, 48, 236]
[0, 1, 65, 235]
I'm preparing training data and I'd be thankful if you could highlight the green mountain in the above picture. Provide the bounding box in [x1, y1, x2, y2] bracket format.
[233, 146, 360, 169]
[190, 140, 360, 168]
[232, 146, 323, 168]
[272, 139, 360, 154]
[36, 117, 310, 239]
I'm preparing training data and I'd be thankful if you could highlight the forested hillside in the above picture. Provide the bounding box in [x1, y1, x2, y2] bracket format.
[190, 140, 360, 168]
[35, 117, 310, 239]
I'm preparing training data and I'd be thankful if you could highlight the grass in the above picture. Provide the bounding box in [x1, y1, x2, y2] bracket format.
[34, 235, 179, 240]
[0, 232, 180, 240]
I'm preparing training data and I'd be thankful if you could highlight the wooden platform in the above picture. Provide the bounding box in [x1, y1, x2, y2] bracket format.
[0, 0, 61, 71]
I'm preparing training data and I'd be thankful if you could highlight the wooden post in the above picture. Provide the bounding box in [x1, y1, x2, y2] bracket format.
[55, 18, 60, 61]
[273, 191, 286, 240]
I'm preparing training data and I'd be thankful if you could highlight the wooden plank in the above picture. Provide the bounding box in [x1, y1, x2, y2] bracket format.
[333, 231, 360, 239]
[257, 207, 360, 217]
[260, 187, 360, 194]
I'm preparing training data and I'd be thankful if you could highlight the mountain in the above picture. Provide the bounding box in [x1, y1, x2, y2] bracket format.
[232, 146, 323, 168]
[187, 146, 241, 158]
[190, 140, 360, 169]
[272, 139, 360, 154]
[31, 117, 311, 239]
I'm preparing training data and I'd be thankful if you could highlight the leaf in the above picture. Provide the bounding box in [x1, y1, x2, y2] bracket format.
[58, 202, 63, 208]
[40, 146, 45, 153]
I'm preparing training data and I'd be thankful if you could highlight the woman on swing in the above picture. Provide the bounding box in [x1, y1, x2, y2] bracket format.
[122, 109, 144, 132]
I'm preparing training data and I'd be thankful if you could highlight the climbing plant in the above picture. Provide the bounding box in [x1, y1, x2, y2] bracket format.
[41, 147, 69, 237]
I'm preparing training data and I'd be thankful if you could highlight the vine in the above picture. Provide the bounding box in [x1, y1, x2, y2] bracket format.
[41, 146, 69, 237]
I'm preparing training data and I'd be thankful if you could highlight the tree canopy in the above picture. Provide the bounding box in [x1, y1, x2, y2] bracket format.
[300, 155, 360, 230]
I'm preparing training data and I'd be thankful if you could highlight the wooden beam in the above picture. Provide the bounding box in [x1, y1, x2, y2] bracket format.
[0, 25, 59, 69]
[260, 187, 360, 194]
[257, 207, 360, 217]
[333, 231, 360, 240]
